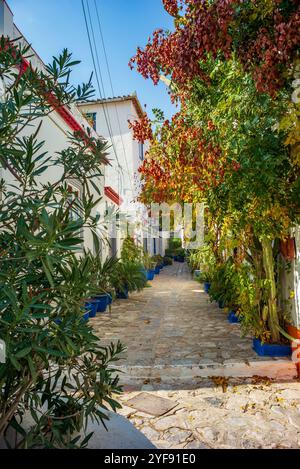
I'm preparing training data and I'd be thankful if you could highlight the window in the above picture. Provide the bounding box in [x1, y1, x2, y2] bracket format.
[139, 142, 144, 161]
[84, 112, 97, 131]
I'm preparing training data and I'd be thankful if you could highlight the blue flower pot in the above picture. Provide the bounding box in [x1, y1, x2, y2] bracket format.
[228, 311, 240, 324]
[85, 300, 98, 318]
[147, 270, 155, 281]
[154, 266, 160, 275]
[116, 288, 129, 299]
[253, 338, 292, 357]
[177, 256, 185, 263]
[204, 282, 211, 294]
[94, 295, 108, 313]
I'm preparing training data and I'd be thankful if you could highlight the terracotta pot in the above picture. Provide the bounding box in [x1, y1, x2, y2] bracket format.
[287, 324, 300, 377]
[280, 237, 296, 261]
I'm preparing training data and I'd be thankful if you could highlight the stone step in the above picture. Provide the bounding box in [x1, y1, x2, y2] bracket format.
[116, 359, 297, 387]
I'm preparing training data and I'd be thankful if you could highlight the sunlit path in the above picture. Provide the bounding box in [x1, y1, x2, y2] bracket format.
[92, 264, 296, 389]
[92, 264, 300, 449]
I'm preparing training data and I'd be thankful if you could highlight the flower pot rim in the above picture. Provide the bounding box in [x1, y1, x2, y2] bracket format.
[253, 338, 292, 357]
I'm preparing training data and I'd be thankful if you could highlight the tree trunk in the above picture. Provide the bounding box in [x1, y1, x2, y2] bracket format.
[261, 238, 280, 343]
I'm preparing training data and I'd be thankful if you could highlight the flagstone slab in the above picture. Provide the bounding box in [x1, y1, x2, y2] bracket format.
[125, 392, 178, 417]
[120, 379, 300, 449]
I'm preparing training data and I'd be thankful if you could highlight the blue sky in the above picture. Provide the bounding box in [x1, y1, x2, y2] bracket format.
[8, 0, 176, 119]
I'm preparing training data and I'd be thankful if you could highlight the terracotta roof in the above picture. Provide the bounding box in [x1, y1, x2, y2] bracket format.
[78, 93, 145, 119]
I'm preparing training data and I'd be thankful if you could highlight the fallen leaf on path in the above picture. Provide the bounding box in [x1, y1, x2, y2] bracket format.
[209, 376, 229, 393]
[251, 375, 273, 386]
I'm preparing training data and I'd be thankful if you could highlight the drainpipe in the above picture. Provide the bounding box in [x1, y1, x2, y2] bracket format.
[0, 1, 14, 38]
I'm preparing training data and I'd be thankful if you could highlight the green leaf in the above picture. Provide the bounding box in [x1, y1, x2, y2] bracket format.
[15, 347, 32, 358]
[27, 356, 37, 380]
[9, 355, 21, 371]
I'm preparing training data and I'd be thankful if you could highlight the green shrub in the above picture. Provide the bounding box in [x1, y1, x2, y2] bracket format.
[151, 254, 164, 266]
[110, 261, 147, 293]
[0, 43, 124, 448]
[163, 256, 173, 265]
[121, 236, 143, 263]
[142, 252, 156, 270]
[164, 248, 174, 258]
[169, 238, 182, 250]
[174, 248, 185, 258]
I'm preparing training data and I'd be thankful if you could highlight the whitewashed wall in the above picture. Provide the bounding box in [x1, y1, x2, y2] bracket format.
[281, 229, 300, 329]
[0, 1, 106, 255]
[78, 98, 152, 256]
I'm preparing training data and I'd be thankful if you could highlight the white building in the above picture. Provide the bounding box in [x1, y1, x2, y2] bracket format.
[0, 0, 163, 260]
[0, 0, 106, 255]
[78, 96, 162, 257]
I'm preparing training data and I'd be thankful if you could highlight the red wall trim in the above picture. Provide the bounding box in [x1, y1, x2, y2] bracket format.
[19, 57, 109, 163]
[20, 58, 84, 133]
[104, 186, 123, 206]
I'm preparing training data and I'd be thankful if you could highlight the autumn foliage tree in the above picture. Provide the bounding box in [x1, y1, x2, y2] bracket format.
[129, 0, 300, 343]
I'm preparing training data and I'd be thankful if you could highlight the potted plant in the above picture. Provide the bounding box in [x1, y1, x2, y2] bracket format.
[252, 338, 292, 357]
[111, 261, 147, 299]
[163, 256, 173, 266]
[174, 248, 186, 263]
[228, 310, 241, 324]
[90, 255, 120, 313]
[152, 254, 164, 270]
[142, 252, 156, 281]
[197, 271, 212, 293]
[151, 255, 162, 275]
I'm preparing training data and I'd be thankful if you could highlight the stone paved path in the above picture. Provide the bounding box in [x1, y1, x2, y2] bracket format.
[118, 379, 300, 449]
[92, 263, 300, 449]
[92, 263, 296, 387]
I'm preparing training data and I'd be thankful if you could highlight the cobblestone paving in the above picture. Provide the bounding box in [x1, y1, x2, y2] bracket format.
[119, 379, 300, 449]
[92, 263, 300, 449]
[92, 263, 294, 386]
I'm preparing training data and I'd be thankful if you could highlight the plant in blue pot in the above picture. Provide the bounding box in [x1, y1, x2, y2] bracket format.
[152, 254, 164, 273]
[163, 256, 173, 266]
[142, 252, 157, 282]
[111, 260, 147, 299]
[174, 248, 186, 263]
[228, 310, 240, 324]
[197, 271, 212, 294]
[91, 255, 120, 313]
